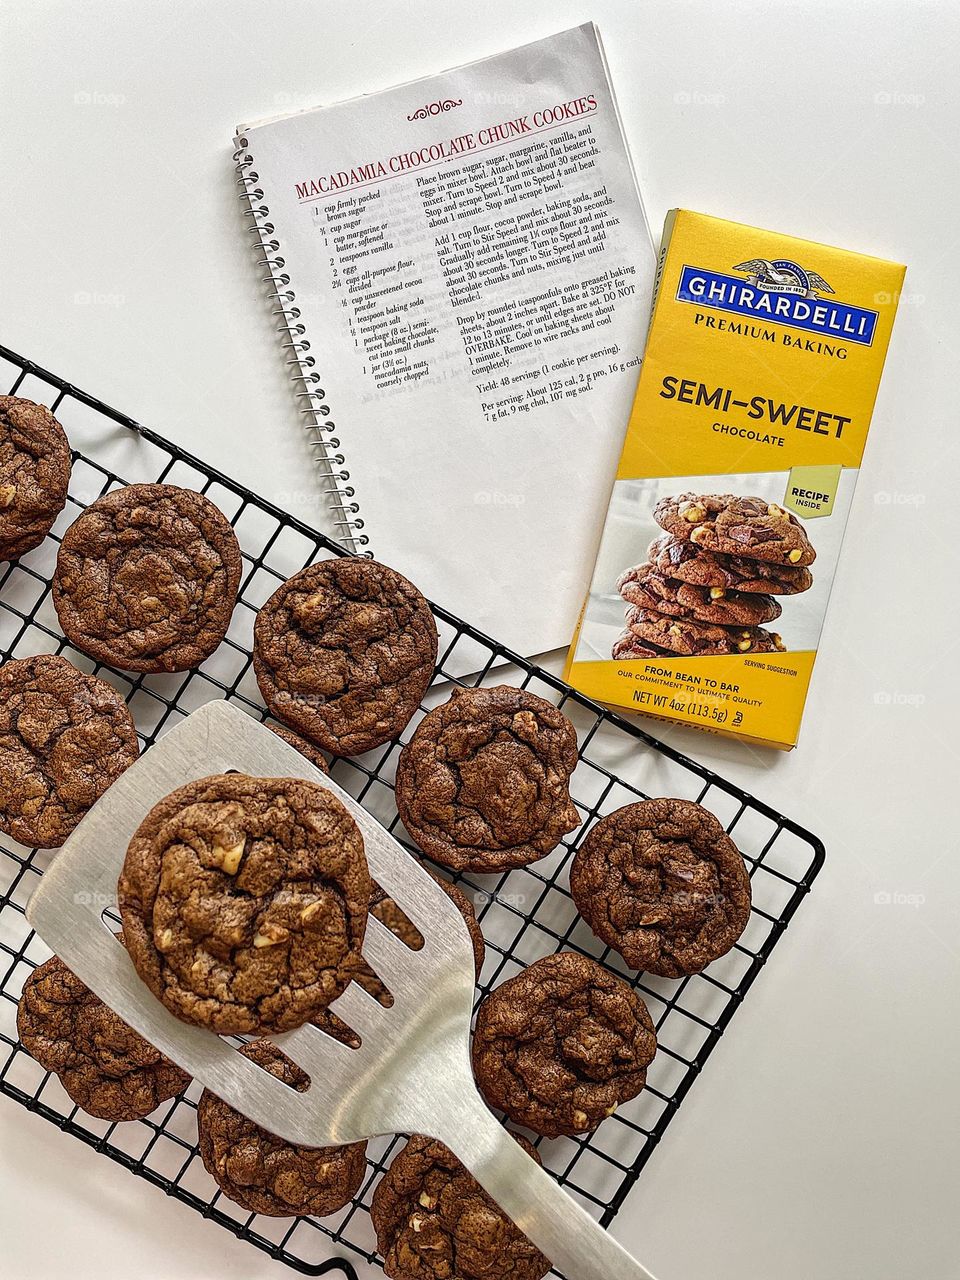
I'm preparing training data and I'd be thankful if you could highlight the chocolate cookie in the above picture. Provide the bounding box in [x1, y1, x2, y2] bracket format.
[0, 396, 72, 560]
[267, 722, 330, 774]
[472, 952, 656, 1136]
[648, 533, 814, 595]
[626, 607, 786, 657]
[17, 949, 189, 1121]
[617, 563, 781, 626]
[434, 878, 486, 976]
[53, 483, 242, 672]
[371, 1134, 550, 1280]
[395, 685, 580, 873]
[570, 799, 752, 977]
[0, 654, 139, 848]
[254, 558, 438, 757]
[198, 1038, 367, 1216]
[368, 876, 485, 981]
[654, 494, 816, 566]
[118, 773, 370, 1034]
[260, 729, 364, 1036]
[315, 873, 485, 1044]
[611, 632, 668, 661]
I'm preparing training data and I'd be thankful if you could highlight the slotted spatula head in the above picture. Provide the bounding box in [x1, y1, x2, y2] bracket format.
[25, 699, 479, 1147]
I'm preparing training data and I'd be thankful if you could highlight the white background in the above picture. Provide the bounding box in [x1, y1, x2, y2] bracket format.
[1, 2, 958, 1278]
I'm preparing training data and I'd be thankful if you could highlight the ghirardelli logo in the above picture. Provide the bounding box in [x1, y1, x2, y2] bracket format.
[732, 258, 834, 299]
[676, 255, 877, 345]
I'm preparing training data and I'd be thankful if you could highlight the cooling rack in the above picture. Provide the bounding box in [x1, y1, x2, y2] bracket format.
[0, 343, 825, 1279]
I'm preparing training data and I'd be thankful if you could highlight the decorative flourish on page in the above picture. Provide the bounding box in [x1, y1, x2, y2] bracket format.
[407, 98, 463, 121]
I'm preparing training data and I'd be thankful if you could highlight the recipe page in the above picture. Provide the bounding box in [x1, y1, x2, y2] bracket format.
[241, 24, 655, 654]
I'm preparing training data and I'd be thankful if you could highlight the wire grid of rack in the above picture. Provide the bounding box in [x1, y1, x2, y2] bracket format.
[0, 344, 825, 1279]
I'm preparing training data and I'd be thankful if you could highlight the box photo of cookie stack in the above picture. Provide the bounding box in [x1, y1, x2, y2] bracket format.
[613, 493, 816, 660]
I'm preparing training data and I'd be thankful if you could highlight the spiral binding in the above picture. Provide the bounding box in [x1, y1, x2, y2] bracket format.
[234, 137, 370, 551]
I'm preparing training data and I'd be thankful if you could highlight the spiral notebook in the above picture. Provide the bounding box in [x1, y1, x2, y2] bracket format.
[235, 24, 655, 656]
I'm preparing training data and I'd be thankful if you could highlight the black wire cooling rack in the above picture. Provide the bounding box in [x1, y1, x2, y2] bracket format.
[0, 343, 825, 1280]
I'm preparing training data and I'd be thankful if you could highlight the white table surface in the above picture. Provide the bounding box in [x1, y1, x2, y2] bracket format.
[1, 2, 958, 1278]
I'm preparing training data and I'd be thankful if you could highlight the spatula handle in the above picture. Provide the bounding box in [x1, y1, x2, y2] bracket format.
[436, 1097, 660, 1280]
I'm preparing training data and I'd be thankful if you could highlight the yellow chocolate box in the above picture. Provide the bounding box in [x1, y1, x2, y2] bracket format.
[564, 209, 905, 749]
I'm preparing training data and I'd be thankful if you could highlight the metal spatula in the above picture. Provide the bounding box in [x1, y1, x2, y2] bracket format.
[26, 700, 659, 1280]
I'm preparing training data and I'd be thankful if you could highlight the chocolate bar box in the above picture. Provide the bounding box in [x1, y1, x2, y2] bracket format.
[564, 209, 905, 749]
